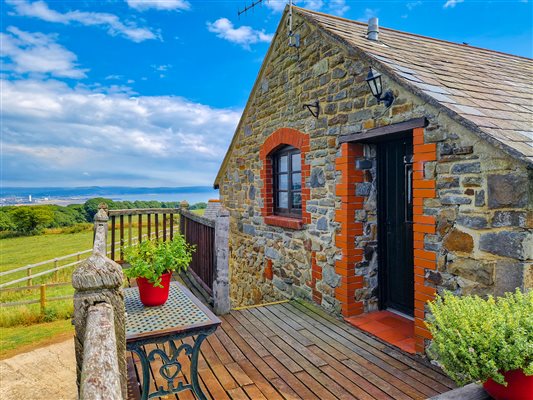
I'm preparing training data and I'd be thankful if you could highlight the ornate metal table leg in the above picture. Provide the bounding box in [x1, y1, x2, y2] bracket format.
[130, 346, 151, 400]
[128, 328, 216, 400]
[189, 333, 209, 400]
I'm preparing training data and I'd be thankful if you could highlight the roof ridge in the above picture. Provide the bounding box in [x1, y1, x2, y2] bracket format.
[293, 6, 533, 62]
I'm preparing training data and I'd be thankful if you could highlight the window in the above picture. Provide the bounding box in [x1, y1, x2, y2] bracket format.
[272, 146, 302, 218]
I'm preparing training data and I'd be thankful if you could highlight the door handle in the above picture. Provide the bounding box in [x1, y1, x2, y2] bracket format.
[404, 162, 413, 224]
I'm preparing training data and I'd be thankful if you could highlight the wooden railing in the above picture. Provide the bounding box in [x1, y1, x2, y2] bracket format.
[0, 251, 90, 288]
[180, 209, 216, 295]
[108, 208, 179, 263]
[0, 282, 72, 313]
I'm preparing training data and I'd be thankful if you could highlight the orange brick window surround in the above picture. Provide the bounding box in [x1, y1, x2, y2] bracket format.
[259, 128, 311, 229]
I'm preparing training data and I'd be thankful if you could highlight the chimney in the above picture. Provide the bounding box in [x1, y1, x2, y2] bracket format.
[367, 17, 379, 41]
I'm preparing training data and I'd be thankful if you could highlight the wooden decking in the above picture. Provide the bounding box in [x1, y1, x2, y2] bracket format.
[127, 296, 455, 400]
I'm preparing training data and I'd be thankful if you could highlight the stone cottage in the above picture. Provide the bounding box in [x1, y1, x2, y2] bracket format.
[214, 6, 532, 353]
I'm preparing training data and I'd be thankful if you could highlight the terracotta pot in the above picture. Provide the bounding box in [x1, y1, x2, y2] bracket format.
[483, 369, 533, 400]
[136, 272, 172, 307]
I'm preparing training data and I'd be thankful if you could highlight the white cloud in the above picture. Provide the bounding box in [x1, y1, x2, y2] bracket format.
[6, 0, 158, 42]
[151, 64, 172, 72]
[0, 26, 87, 78]
[357, 8, 378, 22]
[125, 0, 190, 11]
[1, 78, 241, 186]
[443, 0, 464, 8]
[207, 18, 273, 50]
[304, 1, 325, 11]
[264, 0, 346, 15]
[264, 1, 287, 12]
[328, 0, 349, 16]
[406, 1, 422, 10]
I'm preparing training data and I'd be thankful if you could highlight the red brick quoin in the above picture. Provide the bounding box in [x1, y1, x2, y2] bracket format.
[259, 128, 311, 229]
[334, 143, 365, 318]
[412, 126, 437, 353]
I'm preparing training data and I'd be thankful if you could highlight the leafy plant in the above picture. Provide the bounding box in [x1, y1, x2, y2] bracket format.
[426, 289, 533, 386]
[123, 235, 195, 287]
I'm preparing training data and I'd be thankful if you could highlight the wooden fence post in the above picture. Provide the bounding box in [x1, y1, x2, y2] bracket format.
[213, 206, 230, 315]
[27, 268, 32, 286]
[54, 259, 59, 281]
[40, 284, 46, 314]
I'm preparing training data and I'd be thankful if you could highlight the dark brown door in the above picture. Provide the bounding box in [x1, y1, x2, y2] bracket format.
[377, 135, 414, 316]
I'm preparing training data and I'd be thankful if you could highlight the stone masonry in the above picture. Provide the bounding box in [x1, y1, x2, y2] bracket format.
[217, 11, 532, 353]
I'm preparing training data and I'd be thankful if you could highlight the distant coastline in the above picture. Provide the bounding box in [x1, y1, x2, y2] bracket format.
[0, 186, 219, 206]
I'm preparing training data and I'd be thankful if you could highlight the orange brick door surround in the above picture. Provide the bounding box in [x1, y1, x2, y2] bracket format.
[412, 126, 437, 353]
[335, 126, 437, 354]
[334, 142, 365, 318]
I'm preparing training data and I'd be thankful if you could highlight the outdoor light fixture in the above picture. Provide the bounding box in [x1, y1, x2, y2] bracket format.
[303, 101, 320, 118]
[365, 67, 394, 108]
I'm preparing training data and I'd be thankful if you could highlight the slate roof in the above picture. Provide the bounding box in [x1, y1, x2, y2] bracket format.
[296, 8, 533, 164]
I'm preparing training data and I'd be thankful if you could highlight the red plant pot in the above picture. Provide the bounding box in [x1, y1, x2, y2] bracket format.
[136, 272, 172, 307]
[483, 369, 533, 400]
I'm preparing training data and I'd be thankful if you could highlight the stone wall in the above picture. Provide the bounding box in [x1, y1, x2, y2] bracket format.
[218, 11, 532, 336]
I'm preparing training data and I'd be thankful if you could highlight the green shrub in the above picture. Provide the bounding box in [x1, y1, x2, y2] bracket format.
[123, 235, 195, 287]
[42, 307, 58, 322]
[426, 289, 533, 386]
[9, 206, 54, 234]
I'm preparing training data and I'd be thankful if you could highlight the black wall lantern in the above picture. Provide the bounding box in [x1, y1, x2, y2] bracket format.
[365, 67, 394, 108]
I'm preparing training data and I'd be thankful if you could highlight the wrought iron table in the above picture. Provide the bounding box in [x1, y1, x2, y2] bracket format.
[125, 281, 221, 400]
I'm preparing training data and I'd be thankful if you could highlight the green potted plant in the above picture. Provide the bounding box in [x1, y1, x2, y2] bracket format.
[426, 289, 532, 400]
[124, 234, 195, 306]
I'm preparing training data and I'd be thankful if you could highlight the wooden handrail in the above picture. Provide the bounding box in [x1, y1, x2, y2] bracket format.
[108, 208, 179, 216]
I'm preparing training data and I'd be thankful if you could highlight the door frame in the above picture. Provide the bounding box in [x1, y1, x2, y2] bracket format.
[376, 132, 414, 314]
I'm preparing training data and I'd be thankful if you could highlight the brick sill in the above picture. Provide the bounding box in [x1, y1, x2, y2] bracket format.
[264, 215, 304, 230]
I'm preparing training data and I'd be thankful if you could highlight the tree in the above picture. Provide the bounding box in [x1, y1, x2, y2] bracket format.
[83, 198, 116, 221]
[0, 210, 15, 232]
[9, 206, 54, 234]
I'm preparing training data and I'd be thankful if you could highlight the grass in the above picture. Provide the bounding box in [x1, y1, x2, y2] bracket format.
[0, 318, 74, 360]
[0, 229, 94, 274]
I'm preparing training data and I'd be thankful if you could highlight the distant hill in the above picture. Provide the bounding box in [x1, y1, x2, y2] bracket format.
[1, 186, 215, 198]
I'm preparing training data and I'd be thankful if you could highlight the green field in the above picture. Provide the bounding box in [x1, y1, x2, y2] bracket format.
[1, 229, 94, 273]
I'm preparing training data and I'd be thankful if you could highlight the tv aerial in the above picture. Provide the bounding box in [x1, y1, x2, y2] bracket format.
[237, 0, 300, 48]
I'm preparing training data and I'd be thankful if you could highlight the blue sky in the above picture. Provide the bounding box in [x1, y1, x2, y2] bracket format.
[1, 0, 532, 188]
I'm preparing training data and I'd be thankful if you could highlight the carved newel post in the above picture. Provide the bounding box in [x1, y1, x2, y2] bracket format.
[213, 206, 231, 315]
[72, 205, 127, 398]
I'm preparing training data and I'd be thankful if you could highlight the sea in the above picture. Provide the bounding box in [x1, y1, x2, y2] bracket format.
[0, 186, 219, 207]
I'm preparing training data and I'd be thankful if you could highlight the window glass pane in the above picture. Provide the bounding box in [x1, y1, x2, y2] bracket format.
[291, 153, 301, 171]
[278, 192, 288, 208]
[279, 155, 288, 172]
[292, 173, 301, 190]
[278, 174, 288, 190]
[292, 192, 302, 209]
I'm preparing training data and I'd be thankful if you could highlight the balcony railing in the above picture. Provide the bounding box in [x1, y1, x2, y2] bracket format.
[107, 208, 179, 263]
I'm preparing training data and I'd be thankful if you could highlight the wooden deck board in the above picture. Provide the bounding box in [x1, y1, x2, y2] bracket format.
[127, 299, 454, 400]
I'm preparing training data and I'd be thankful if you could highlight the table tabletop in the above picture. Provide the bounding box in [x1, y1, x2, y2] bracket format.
[124, 281, 221, 342]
